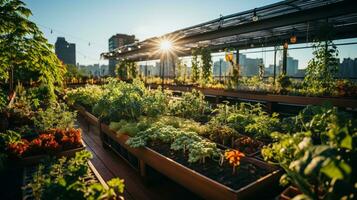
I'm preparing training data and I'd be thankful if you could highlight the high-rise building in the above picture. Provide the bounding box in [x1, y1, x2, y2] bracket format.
[239, 54, 262, 76]
[213, 59, 230, 77]
[55, 37, 76, 65]
[286, 57, 299, 76]
[339, 58, 357, 78]
[108, 34, 136, 75]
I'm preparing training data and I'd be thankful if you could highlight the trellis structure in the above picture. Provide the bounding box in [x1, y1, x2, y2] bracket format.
[101, 0, 357, 77]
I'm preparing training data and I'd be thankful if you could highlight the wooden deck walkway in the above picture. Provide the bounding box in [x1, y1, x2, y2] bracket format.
[76, 117, 201, 200]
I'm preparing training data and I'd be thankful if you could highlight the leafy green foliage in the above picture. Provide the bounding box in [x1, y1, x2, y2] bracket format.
[262, 104, 356, 200]
[28, 150, 125, 200]
[93, 79, 169, 122]
[33, 103, 77, 131]
[0, 88, 6, 111]
[303, 40, 339, 95]
[116, 59, 137, 80]
[0, 0, 65, 90]
[109, 117, 153, 137]
[169, 89, 211, 122]
[210, 102, 280, 139]
[126, 122, 220, 163]
[200, 48, 212, 83]
[191, 49, 200, 82]
[66, 85, 104, 110]
[261, 132, 310, 165]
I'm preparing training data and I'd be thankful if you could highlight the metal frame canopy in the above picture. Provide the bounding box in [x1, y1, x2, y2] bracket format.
[101, 0, 357, 61]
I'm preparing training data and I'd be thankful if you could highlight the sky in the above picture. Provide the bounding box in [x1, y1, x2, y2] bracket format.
[24, 0, 280, 65]
[24, 0, 357, 68]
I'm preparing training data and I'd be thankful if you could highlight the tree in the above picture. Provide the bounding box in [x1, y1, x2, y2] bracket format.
[0, 0, 65, 92]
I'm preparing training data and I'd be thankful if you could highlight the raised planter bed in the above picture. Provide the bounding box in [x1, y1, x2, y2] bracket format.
[279, 186, 301, 200]
[100, 123, 140, 171]
[22, 160, 108, 200]
[100, 123, 282, 200]
[149, 83, 357, 109]
[70, 103, 282, 199]
[72, 104, 99, 127]
[11, 145, 86, 166]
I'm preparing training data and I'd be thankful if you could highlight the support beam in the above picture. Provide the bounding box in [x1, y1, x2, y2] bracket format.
[282, 45, 287, 75]
[273, 47, 277, 84]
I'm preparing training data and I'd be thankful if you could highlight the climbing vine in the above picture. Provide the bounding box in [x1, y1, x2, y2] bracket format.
[200, 48, 212, 83]
[116, 59, 137, 80]
[303, 40, 339, 94]
[191, 49, 200, 82]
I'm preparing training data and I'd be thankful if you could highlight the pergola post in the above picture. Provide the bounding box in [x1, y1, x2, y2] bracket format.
[235, 48, 240, 82]
[273, 46, 277, 84]
[219, 59, 222, 82]
[145, 61, 148, 84]
[282, 44, 288, 75]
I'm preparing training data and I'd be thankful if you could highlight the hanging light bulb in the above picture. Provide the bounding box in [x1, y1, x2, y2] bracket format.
[252, 9, 259, 22]
[128, 47, 132, 51]
[290, 29, 297, 44]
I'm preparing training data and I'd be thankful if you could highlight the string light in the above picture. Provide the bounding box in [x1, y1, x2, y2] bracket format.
[290, 28, 297, 44]
[252, 8, 259, 22]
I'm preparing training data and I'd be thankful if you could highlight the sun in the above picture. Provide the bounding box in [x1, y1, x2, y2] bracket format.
[159, 40, 172, 52]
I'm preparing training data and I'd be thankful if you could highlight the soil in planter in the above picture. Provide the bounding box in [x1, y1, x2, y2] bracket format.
[148, 142, 273, 190]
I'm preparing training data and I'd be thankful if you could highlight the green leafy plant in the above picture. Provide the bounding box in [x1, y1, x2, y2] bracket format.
[126, 122, 220, 164]
[33, 103, 77, 131]
[303, 40, 339, 95]
[191, 49, 200, 82]
[28, 150, 125, 200]
[66, 85, 105, 110]
[0, 0, 65, 93]
[200, 48, 212, 83]
[0, 88, 6, 111]
[210, 102, 279, 140]
[169, 89, 211, 122]
[262, 104, 356, 200]
[116, 59, 137, 80]
[93, 79, 169, 122]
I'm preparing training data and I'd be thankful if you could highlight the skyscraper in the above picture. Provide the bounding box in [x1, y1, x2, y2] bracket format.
[108, 34, 136, 75]
[55, 37, 76, 65]
[286, 57, 298, 76]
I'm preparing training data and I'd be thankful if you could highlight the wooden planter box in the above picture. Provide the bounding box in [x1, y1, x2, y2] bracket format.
[100, 123, 282, 200]
[149, 83, 357, 109]
[73, 104, 99, 127]
[279, 186, 301, 200]
[12, 146, 85, 166]
[22, 160, 108, 200]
